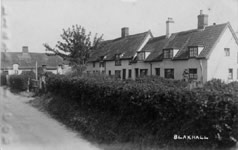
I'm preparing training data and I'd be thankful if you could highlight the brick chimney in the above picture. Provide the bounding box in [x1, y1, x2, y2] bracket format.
[121, 27, 129, 38]
[22, 46, 29, 53]
[166, 17, 174, 38]
[197, 10, 208, 29]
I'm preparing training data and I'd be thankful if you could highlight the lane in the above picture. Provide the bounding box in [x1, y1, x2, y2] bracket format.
[0, 87, 101, 150]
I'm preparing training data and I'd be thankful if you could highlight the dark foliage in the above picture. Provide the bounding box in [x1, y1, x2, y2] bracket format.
[0, 72, 8, 86]
[9, 71, 36, 91]
[46, 75, 238, 148]
[43, 25, 103, 74]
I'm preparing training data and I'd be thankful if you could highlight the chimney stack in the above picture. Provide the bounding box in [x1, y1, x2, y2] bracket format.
[166, 17, 174, 38]
[22, 46, 28, 53]
[22, 46, 29, 53]
[197, 10, 208, 29]
[121, 27, 129, 38]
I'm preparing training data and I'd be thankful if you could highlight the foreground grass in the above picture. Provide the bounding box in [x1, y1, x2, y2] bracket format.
[29, 94, 236, 150]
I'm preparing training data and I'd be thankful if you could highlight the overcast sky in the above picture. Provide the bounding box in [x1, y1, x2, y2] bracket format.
[2, 0, 238, 53]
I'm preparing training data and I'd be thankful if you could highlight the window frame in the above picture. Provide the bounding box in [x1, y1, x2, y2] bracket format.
[137, 52, 145, 61]
[99, 61, 105, 68]
[163, 49, 173, 59]
[188, 68, 198, 80]
[155, 68, 160, 76]
[189, 46, 198, 57]
[115, 54, 121, 66]
[115, 70, 121, 79]
[224, 48, 230, 56]
[164, 68, 174, 79]
[228, 68, 233, 80]
[128, 69, 132, 78]
[140, 69, 148, 77]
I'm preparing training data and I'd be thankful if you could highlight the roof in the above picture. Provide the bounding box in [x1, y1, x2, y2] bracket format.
[88, 31, 151, 62]
[145, 23, 230, 61]
[1, 52, 66, 69]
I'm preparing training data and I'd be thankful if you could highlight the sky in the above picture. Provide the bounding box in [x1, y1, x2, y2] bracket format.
[1, 0, 238, 53]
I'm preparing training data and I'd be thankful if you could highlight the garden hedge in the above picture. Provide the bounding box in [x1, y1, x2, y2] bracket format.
[9, 71, 35, 91]
[46, 74, 238, 148]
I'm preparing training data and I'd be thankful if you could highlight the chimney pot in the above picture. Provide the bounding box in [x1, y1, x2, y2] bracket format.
[121, 27, 129, 38]
[166, 17, 174, 38]
[22, 46, 29, 53]
[197, 10, 208, 29]
[200, 10, 203, 15]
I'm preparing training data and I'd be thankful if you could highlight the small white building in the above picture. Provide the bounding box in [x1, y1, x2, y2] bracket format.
[1, 46, 68, 76]
[87, 10, 238, 83]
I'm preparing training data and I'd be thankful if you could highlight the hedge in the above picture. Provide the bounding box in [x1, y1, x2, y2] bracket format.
[1, 73, 7, 86]
[46, 75, 238, 148]
[9, 71, 36, 91]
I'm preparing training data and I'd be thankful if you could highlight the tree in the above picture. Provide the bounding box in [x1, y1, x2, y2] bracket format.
[43, 25, 103, 74]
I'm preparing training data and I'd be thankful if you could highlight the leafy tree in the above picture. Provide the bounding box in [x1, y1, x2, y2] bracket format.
[43, 25, 103, 74]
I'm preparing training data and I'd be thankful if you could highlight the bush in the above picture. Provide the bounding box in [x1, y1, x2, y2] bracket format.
[8, 71, 36, 91]
[9, 74, 28, 91]
[46, 75, 238, 148]
[1, 72, 7, 86]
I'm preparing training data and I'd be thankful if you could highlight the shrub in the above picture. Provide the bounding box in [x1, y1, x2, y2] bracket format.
[21, 71, 36, 79]
[46, 75, 238, 148]
[9, 74, 28, 91]
[8, 71, 37, 91]
[0, 72, 7, 86]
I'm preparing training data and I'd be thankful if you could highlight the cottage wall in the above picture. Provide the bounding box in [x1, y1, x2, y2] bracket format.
[207, 27, 238, 82]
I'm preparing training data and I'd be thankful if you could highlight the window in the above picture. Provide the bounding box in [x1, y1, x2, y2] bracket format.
[115, 54, 121, 66]
[115, 70, 121, 79]
[99, 61, 105, 67]
[189, 69, 198, 80]
[164, 69, 174, 79]
[137, 52, 145, 61]
[128, 69, 132, 78]
[189, 47, 198, 57]
[228, 68, 233, 79]
[135, 68, 139, 78]
[225, 48, 230, 56]
[155, 68, 160, 76]
[140, 69, 148, 77]
[163, 49, 173, 59]
[93, 62, 95, 68]
[108, 70, 111, 76]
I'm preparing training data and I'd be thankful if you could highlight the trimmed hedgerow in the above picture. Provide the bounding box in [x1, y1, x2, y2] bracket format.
[0, 73, 7, 86]
[9, 71, 36, 91]
[46, 75, 238, 148]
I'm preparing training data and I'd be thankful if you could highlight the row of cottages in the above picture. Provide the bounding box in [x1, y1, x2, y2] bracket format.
[87, 10, 238, 83]
[1, 46, 69, 75]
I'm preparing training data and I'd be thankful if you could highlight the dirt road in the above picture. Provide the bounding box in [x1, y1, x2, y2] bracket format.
[0, 87, 101, 150]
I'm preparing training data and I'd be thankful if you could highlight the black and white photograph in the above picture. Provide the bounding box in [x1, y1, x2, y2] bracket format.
[1, 0, 238, 149]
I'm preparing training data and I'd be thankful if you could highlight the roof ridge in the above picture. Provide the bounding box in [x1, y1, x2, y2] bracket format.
[170, 22, 228, 35]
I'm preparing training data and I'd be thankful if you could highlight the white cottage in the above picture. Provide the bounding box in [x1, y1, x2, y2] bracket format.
[1, 46, 69, 75]
[87, 10, 238, 83]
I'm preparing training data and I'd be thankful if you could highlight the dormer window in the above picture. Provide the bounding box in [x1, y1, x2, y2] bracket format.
[137, 52, 145, 60]
[137, 51, 151, 61]
[99, 56, 105, 68]
[163, 49, 173, 59]
[163, 48, 178, 59]
[189, 47, 198, 57]
[115, 54, 121, 66]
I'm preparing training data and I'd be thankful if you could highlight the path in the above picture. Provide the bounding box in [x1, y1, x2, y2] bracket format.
[0, 87, 101, 150]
